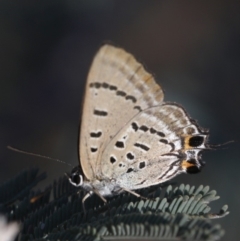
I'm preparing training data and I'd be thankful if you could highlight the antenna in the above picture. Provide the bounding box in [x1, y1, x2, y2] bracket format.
[207, 140, 235, 150]
[7, 146, 72, 167]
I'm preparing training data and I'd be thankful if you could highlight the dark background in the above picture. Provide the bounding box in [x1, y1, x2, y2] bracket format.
[1, 1, 239, 239]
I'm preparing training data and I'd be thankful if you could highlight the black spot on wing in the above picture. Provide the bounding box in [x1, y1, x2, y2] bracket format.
[90, 147, 98, 153]
[139, 162, 146, 169]
[134, 143, 150, 151]
[126, 167, 134, 173]
[134, 106, 142, 112]
[157, 131, 165, 137]
[95, 82, 101, 88]
[115, 141, 125, 148]
[150, 128, 157, 134]
[186, 165, 201, 174]
[126, 95, 137, 103]
[188, 136, 204, 147]
[116, 90, 126, 97]
[94, 109, 108, 116]
[90, 131, 102, 138]
[132, 122, 139, 132]
[102, 82, 109, 88]
[139, 125, 149, 132]
[89, 82, 101, 88]
[110, 156, 116, 164]
[126, 152, 134, 160]
[185, 159, 202, 174]
[150, 128, 165, 138]
[89, 82, 139, 106]
[109, 85, 117, 91]
[159, 139, 168, 144]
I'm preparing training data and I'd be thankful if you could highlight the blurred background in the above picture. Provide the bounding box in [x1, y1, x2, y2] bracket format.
[1, 0, 239, 239]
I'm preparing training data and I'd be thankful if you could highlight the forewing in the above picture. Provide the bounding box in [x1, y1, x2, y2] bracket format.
[101, 103, 208, 189]
[79, 45, 164, 180]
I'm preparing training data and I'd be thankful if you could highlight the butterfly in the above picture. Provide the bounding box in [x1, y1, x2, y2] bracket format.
[67, 44, 208, 204]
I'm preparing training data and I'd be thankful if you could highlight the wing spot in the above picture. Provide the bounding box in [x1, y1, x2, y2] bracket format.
[115, 141, 125, 148]
[95, 82, 101, 88]
[150, 128, 165, 137]
[150, 128, 157, 134]
[134, 106, 142, 112]
[90, 82, 101, 88]
[188, 136, 204, 147]
[139, 125, 149, 132]
[157, 131, 165, 137]
[139, 162, 146, 169]
[94, 109, 108, 116]
[159, 139, 168, 144]
[126, 168, 134, 173]
[90, 131, 102, 138]
[110, 156, 116, 164]
[102, 82, 109, 88]
[126, 95, 137, 103]
[116, 90, 126, 97]
[126, 152, 135, 160]
[134, 143, 150, 151]
[131, 122, 139, 132]
[183, 159, 201, 174]
[109, 85, 117, 91]
[90, 147, 98, 153]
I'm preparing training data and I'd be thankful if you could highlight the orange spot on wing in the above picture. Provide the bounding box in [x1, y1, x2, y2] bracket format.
[181, 160, 195, 169]
[183, 135, 192, 150]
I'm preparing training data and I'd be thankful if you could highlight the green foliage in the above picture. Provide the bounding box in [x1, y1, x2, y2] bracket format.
[0, 169, 229, 241]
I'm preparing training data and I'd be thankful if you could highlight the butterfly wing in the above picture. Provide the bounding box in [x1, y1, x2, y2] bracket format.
[101, 103, 208, 189]
[79, 45, 164, 180]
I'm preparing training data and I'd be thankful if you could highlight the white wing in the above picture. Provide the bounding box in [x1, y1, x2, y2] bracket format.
[79, 45, 164, 180]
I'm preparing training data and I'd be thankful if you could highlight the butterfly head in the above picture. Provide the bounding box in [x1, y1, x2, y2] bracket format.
[67, 166, 84, 187]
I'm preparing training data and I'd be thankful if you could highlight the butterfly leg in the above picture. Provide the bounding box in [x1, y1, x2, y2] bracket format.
[121, 187, 155, 201]
[82, 189, 107, 213]
[82, 191, 93, 213]
[92, 189, 107, 203]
